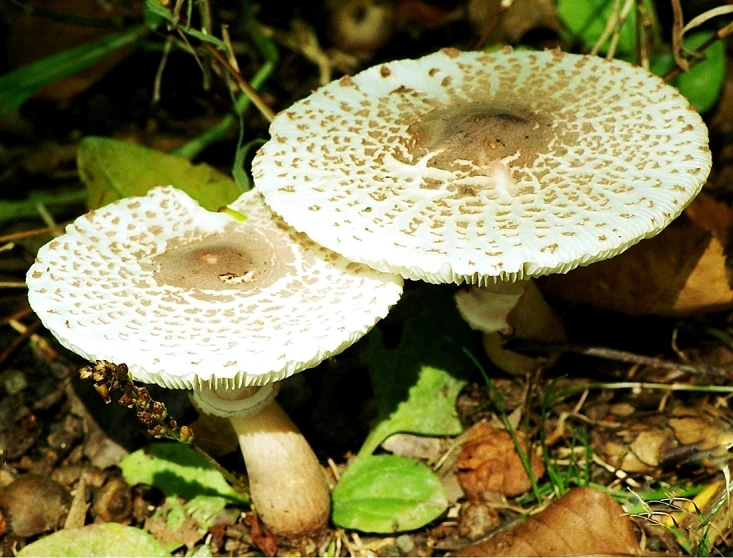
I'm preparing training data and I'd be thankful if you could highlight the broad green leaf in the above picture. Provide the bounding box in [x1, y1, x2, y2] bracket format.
[0, 26, 146, 116]
[17, 523, 169, 557]
[361, 284, 478, 457]
[119, 442, 249, 504]
[332, 455, 448, 533]
[77, 137, 242, 210]
[650, 32, 726, 113]
[558, 0, 636, 55]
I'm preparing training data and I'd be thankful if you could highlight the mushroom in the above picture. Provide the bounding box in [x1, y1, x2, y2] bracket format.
[26, 186, 403, 535]
[252, 47, 711, 373]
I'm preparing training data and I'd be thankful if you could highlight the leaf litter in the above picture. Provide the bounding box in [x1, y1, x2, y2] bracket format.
[2, 0, 733, 556]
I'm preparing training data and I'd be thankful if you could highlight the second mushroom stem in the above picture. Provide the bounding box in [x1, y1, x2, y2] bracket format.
[455, 279, 566, 374]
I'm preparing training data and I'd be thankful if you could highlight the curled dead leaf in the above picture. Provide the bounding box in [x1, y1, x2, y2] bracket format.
[458, 487, 641, 556]
[457, 421, 545, 499]
[538, 195, 733, 316]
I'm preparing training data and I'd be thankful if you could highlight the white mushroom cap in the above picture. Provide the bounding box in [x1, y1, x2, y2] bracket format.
[27, 186, 403, 390]
[253, 48, 712, 286]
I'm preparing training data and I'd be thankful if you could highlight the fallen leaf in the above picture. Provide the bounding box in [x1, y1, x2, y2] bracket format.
[457, 422, 545, 499]
[458, 487, 641, 556]
[382, 433, 444, 463]
[145, 497, 204, 552]
[538, 196, 733, 316]
[5, 0, 139, 103]
[596, 406, 733, 474]
[243, 514, 278, 556]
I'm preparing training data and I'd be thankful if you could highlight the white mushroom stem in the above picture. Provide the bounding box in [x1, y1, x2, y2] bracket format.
[231, 401, 331, 536]
[194, 385, 330, 536]
[455, 279, 566, 374]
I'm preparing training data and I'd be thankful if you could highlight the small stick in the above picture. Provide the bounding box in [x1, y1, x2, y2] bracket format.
[0, 223, 67, 243]
[204, 42, 275, 123]
[0, 320, 40, 368]
[591, 0, 621, 55]
[0, 282, 27, 289]
[670, 0, 689, 71]
[473, 0, 513, 51]
[663, 20, 733, 82]
[505, 338, 731, 378]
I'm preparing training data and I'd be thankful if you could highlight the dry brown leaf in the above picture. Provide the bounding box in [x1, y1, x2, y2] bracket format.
[467, 0, 561, 44]
[596, 406, 733, 474]
[6, 0, 138, 102]
[457, 422, 546, 499]
[144, 499, 204, 552]
[538, 195, 733, 316]
[457, 487, 641, 556]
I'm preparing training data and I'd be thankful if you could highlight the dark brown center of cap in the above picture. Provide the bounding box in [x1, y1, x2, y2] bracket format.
[406, 102, 556, 172]
[151, 225, 293, 292]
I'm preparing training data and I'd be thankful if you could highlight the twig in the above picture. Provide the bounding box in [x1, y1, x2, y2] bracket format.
[505, 339, 731, 378]
[663, 20, 733, 82]
[591, 0, 621, 55]
[682, 5, 733, 35]
[152, 36, 174, 104]
[606, 0, 635, 59]
[0, 282, 27, 289]
[0, 307, 32, 328]
[203, 42, 275, 123]
[670, 0, 689, 71]
[0, 223, 67, 244]
[473, 0, 513, 51]
[0, 320, 40, 369]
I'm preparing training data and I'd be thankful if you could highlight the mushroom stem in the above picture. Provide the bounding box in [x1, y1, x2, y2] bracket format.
[455, 279, 566, 374]
[230, 401, 331, 536]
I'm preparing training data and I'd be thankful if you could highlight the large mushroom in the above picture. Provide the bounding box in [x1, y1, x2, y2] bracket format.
[26, 186, 403, 536]
[252, 47, 711, 373]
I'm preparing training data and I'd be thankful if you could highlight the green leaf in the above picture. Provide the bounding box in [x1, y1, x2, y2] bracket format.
[558, 0, 636, 55]
[17, 523, 170, 557]
[77, 137, 243, 210]
[650, 31, 726, 113]
[0, 190, 86, 224]
[0, 26, 146, 116]
[332, 455, 448, 533]
[361, 284, 477, 456]
[119, 442, 249, 504]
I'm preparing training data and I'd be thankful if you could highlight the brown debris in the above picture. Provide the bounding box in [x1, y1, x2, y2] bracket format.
[0, 475, 71, 537]
[92, 476, 133, 523]
[596, 405, 733, 474]
[458, 487, 641, 556]
[457, 421, 546, 499]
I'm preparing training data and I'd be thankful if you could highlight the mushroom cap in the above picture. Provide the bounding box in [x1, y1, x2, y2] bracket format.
[27, 186, 403, 390]
[253, 48, 712, 286]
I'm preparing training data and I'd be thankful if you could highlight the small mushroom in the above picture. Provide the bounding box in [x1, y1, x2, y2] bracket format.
[253, 47, 711, 373]
[26, 186, 403, 535]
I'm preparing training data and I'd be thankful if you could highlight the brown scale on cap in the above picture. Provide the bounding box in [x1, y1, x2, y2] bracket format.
[253, 48, 711, 286]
